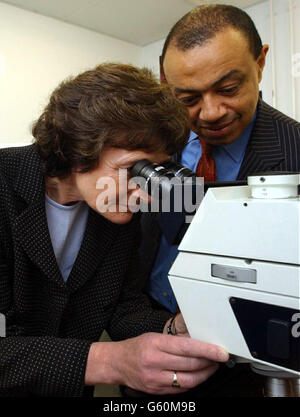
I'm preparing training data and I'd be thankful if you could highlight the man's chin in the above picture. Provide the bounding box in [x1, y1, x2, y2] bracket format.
[195, 118, 241, 146]
[196, 129, 240, 146]
[203, 135, 237, 146]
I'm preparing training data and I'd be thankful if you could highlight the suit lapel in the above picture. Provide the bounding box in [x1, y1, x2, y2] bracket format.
[237, 100, 285, 180]
[14, 186, 120, 292]
[13, 198, 65, 288]
[10, 146, 64, 287]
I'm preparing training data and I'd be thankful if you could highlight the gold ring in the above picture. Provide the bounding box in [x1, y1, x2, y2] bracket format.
[172, 371, 181, 388]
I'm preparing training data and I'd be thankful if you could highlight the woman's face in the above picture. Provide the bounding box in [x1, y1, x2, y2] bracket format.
[73, 146, 170, 224]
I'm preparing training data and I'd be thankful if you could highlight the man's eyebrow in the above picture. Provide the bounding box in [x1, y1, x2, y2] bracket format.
[174, 87, 199, 96]
[174, 70, 245, 95]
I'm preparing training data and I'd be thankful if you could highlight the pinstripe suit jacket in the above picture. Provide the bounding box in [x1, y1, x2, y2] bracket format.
[0, 145, 171, 397]
[139, 98, 300, 292]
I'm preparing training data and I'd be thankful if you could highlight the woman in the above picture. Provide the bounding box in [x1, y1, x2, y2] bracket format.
[0, 63, 227, 397]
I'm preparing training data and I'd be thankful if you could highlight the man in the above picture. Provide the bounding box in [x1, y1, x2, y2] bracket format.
[0, 63, 229, 397]
[141, 4, 300, 396]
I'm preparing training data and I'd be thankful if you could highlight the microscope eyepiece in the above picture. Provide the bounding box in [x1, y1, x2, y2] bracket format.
[130, 159, 174, 182]
[130, 159, 196, 194]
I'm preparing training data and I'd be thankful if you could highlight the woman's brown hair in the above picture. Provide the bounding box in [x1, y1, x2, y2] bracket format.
[32, 63, 190, 178]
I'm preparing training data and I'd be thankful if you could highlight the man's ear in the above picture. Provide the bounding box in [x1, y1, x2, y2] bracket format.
[257, 44, 269, 82]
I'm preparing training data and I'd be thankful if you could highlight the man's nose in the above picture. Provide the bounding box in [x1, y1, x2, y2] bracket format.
[199, 95, 227, 123]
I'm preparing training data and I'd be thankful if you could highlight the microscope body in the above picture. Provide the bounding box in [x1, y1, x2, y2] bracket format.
[168, 175, 300, 377]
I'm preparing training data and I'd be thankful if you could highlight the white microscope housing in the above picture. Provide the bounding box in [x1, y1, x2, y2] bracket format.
[168, 173, 300, 377]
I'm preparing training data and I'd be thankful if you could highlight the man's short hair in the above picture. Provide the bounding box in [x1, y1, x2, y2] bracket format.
[32, 63, 190, 178]
[161, 4, 263, 64]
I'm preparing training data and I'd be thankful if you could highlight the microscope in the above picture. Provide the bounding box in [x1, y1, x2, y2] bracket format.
[168, 171, 300, 397]
[131, 161, 300, 397]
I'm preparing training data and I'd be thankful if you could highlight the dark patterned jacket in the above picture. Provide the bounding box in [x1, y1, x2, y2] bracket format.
[0, 145, 171, 397]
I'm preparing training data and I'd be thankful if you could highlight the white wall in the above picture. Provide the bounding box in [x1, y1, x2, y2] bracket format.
[1, 0, 299, 149]
[141, 39, 164, 79]
[292, 0, 300, 120]
[0, 2, 141, 146]
[141, 0, 300, 122]
[247, 0, 300, 121]
[245, 1, 273, 107]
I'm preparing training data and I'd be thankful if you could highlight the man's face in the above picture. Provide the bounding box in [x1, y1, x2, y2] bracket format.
[73, 146, 169, 224]
[163, 28, 268, 146]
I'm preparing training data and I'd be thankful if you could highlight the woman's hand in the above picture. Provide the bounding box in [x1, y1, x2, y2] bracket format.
[85, 330, 229, 395]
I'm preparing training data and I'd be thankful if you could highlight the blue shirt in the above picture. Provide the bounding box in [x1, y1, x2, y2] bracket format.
[146, 112, 257, 313]
[45, 195, 89, 282]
